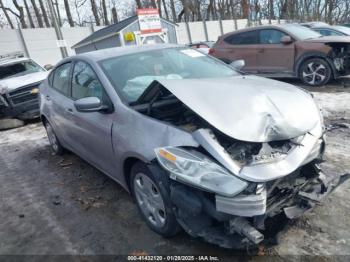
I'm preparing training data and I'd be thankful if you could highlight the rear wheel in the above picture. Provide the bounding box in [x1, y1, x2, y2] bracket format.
[45, 121, 64, 155]
[299, 58, 332, 86]
[130, 162, 180, 237]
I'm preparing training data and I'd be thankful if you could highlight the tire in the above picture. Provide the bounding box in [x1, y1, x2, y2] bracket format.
[45, 121, 64, 155]
[130, 162, 180, 237]
[299, 58, 332, 86]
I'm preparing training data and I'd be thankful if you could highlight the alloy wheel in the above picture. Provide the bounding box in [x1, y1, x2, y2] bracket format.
[302, 62, 327, 86]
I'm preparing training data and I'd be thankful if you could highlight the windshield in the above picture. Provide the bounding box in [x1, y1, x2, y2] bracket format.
[0, 60, 44, 80]
[284, 24, 322, 40]
[100, 47, 239, 103]
[334, 26, 350, 35]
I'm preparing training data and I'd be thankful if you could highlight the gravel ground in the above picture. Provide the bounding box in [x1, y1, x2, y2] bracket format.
[0, 86, 350, 260]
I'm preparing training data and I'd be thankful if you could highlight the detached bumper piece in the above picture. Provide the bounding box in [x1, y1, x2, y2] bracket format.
[169, 163, 350, 249]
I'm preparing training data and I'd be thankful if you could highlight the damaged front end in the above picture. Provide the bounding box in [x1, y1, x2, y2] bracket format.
[153, 139, 348, 249]
[132, 76, 349, 249]
[328, 43, 350, 76]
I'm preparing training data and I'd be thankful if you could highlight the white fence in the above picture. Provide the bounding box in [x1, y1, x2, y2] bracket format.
[0, 19, 281, 67]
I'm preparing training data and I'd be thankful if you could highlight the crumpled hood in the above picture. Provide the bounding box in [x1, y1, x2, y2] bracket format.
[0, 71, 48, 94]
[157, 75, 321, 142]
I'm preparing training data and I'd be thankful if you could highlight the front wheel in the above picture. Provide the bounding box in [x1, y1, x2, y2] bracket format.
[45, 121, 64, 155]
[130, 162, 180, 237]
[299, 58, 332, 86]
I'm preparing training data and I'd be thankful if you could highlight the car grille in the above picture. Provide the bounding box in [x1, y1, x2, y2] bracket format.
[8, 82, 40, 105]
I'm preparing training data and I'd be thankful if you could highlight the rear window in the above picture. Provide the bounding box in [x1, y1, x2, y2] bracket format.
[224, 31, 259, 45]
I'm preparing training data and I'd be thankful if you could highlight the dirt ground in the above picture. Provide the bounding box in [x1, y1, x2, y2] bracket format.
[1, 80, 350, 260]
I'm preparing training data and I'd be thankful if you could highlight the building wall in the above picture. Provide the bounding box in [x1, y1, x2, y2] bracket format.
[61, 27, 92, 56]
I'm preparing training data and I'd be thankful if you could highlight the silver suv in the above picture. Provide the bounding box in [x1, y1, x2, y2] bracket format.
[40, 44, 348, 249]
[0, 52, 48, 120]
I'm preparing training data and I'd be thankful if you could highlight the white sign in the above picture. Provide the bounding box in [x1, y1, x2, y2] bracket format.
[56, 40, 67, 48]
[137, 9, 162, 34]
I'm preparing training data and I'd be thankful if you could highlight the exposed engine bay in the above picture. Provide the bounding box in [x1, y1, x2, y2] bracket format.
[327, 43, 350, 74]
[130, 79, 348, 249]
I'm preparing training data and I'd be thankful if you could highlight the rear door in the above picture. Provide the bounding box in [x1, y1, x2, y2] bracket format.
[45, 62, 74, 146]
[64, 60, 115, 175]
[256, 29, 295, 74]
[215, 30, 260, 73]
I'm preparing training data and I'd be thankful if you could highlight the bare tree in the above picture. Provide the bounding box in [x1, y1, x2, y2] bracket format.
[135, 0, 142, 9]
[0, 0, 14, 28]
[53, 0, 62, 26]
[162, 0, 169, 19]
[157, 0, 162, 17]
[111, 6, 118, 23]
[102, 0, 109, 25]
[38, 0, 50, 26]
[169, 0, 177, 22]
[12, 0, 27, 28]
[63, 0, 74, 26]
[90, 0, 100, 25]
[30, 0, 44, 27]
[24, 0, 35, 28]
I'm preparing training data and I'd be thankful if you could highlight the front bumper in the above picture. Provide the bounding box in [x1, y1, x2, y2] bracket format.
[0, 83, 40, 120]
[168, 163, 350, 249]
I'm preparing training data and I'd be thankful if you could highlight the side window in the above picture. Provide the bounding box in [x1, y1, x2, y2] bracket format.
[52, 63, 72, 96]
[259, 29, 287, 44]
[71, 61, 104, 101]
[225, 31, 259, 45]
[317, 29, 343, 36]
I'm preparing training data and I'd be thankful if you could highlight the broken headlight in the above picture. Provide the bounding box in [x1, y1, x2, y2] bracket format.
[155, 147, 248, 197]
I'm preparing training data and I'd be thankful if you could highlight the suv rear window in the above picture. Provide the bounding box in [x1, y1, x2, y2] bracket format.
[224, 31, 259, 45]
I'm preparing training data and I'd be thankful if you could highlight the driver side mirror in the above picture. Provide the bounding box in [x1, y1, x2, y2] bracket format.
[230, 60, 245, 70]
[280, 35, 293, 45]
[44, 64, 53, 71]
[74, 97, 109, 113]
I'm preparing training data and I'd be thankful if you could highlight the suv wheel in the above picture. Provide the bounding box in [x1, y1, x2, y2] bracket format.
[45, 121, 64, 155]
[130, 162, 180, 237]
[300, 58, 332, 86]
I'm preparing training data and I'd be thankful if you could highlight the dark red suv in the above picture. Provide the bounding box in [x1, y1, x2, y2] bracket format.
[210, 24, 350, 86]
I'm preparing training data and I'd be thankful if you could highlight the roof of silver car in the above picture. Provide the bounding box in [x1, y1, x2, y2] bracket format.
[75, 44, 181, 62]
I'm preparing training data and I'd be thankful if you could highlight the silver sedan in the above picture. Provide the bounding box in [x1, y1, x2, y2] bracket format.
[40, 44, 347, 249]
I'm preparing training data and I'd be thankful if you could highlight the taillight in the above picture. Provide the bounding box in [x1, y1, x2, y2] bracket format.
[208, 48, 214, 55]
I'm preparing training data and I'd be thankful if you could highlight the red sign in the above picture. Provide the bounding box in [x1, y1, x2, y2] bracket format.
[137, 8, 162, 34]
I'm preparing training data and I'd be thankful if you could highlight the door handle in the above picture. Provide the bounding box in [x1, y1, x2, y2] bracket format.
[66, 108, 74, 114]
[258, 49, 264, 53]
[45, 95, 51, 101]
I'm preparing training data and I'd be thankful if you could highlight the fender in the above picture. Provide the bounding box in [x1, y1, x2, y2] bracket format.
[294, 51, 338, 78]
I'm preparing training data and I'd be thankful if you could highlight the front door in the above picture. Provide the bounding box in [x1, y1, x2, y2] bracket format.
[65, 61, 115, 175]
[256, 29, 295, 74]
